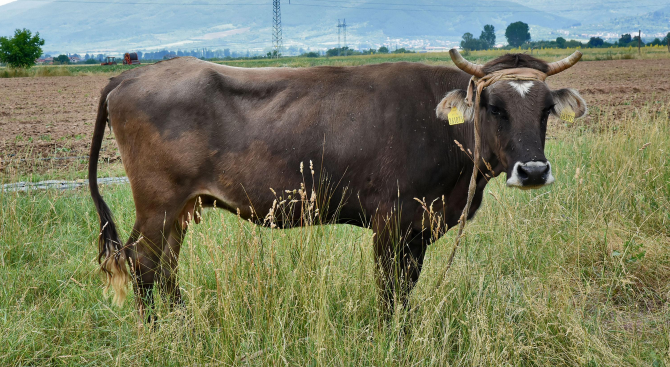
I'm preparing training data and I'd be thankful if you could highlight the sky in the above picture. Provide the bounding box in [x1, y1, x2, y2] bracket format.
[0, 0, 17, 5]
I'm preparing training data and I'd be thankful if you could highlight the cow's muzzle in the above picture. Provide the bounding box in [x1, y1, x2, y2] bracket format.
[506, 161, 554, 189]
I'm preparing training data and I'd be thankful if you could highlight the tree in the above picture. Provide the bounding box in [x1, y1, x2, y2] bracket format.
[632, 35, 644, 46]
[480, 24, 496, 48]
[505, 21, 531, 47]
[377, 46, 389, 54]
[588, 37, 604, 47]
[556, 37, 566, 48]
[53, 54, 70, 64]
[460, 32, 486, 51]
[666, 32, 670, 52]
[326, 47, 350, 57]
[619, 33, 632, 45]
[0, 28, 45, 68]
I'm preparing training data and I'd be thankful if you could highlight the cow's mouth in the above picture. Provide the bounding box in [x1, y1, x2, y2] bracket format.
[506, 161, 554, 189]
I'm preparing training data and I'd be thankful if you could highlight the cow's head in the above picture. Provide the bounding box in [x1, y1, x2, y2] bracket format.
[437, 50, 587, 189]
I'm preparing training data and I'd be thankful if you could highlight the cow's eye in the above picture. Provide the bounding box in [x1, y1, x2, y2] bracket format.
[489, 105, 508, 120]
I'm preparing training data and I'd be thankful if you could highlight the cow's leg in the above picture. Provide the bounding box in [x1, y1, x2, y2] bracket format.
[127, 213, 173, 324]
[397, 229, 428, 308]
[157, 221, 186, 310]
[373, 216, 428, 318]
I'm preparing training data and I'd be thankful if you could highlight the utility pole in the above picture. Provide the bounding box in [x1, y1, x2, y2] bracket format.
[337, 19, 342, 56]
[342, 19, 347, 56]
[638, 29, 641, 55]
[272, 0, 282, 58]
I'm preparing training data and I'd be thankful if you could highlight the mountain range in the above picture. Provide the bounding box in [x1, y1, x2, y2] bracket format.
[0, 0, 668, 55]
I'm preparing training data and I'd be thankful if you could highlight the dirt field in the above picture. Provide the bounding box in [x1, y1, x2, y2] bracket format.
[1, 58, 669, 175]
[0, 75, 115, 175]
[548, 58, 670, 118]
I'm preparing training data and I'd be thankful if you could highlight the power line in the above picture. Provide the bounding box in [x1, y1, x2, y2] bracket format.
[343, 18, 347, 54]
[19, 0, 265, 4]
[337, 19, 341, 55]
[298, 0, 659, 8]
[287, 1, 668, 13]
[272, 0, 282, 58]
[15, 0, 669, 11]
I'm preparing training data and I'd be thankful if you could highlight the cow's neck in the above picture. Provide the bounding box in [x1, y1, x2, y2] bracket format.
[430, 70, 505, 225]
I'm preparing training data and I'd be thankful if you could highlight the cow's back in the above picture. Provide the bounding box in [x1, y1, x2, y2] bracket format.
[105, 57, 468, 224]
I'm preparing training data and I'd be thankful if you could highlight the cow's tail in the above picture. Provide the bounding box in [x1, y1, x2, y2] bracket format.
[89, 90, 130, 307]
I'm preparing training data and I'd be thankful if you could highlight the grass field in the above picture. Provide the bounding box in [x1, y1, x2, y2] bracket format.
[0, 64, 143, 78]
[214, 45, 670, 69]
[1, 96, 668, 365]
[2, 45, 669, 78]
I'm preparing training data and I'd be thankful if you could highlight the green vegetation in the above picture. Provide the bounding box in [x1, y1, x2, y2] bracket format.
[53, 54, 70, 65]
[460, 25, 496, 51]
[1, 45, 670, 79]
[505, 21, 531, 47]
[0, 28, 45, 69]
[506, 31, 667, 51]
[1, 101, 668, 365]
[321, 45, 413, 57]
[480, 25, 496, 49]
[0, 63, 143, 78]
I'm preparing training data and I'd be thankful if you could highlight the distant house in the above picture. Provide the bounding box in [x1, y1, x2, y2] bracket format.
[36, 57, 53, 65]
[69, 56, 81, 63]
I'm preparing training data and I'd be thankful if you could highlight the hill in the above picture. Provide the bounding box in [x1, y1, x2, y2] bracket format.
[0, 0, 668, 55]
[0, 0, 577, 54]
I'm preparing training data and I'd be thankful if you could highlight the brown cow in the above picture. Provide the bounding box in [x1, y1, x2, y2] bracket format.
[89, 50, 586, 320]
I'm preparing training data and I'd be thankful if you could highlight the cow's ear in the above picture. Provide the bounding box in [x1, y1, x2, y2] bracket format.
[436, 90, 474, 122]
[551, 88, 587, 119]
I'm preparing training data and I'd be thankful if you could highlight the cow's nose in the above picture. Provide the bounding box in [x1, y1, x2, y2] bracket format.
[516, 162, 549, 184]
[507, 161, 555, 188]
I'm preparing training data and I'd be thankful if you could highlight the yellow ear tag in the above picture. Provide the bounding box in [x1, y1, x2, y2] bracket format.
[560, 107, 575, 123]
[447, 107, 465, 125]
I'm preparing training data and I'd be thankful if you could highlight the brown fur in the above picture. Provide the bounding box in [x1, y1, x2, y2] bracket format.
[482, 53, 550, 74]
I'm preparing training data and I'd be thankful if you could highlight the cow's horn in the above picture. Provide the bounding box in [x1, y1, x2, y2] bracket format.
[449, 48, 485, 77]
[546, 50, 582, 76]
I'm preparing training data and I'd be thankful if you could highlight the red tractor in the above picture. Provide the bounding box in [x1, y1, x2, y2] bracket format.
[123, 52, 141, 65]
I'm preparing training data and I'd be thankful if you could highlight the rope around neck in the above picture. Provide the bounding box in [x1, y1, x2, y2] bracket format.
[439, 68, 548, 282]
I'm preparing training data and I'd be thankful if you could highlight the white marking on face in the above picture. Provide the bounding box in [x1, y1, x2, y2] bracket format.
[509, 81, 534, 97]
[506, 161, 555, 188]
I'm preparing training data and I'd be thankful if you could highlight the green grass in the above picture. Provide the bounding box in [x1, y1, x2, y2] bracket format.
[213, 46, 670, 69]
[0, 105, 669, 365]
[0, 64, 144, 78]
[2, 45, 669, 78]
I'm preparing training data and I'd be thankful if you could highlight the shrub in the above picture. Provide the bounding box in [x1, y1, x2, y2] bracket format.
[0, 28, 45, 68]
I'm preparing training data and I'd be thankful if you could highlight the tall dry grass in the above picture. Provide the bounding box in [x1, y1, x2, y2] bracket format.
[0, 102, 668, 365]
